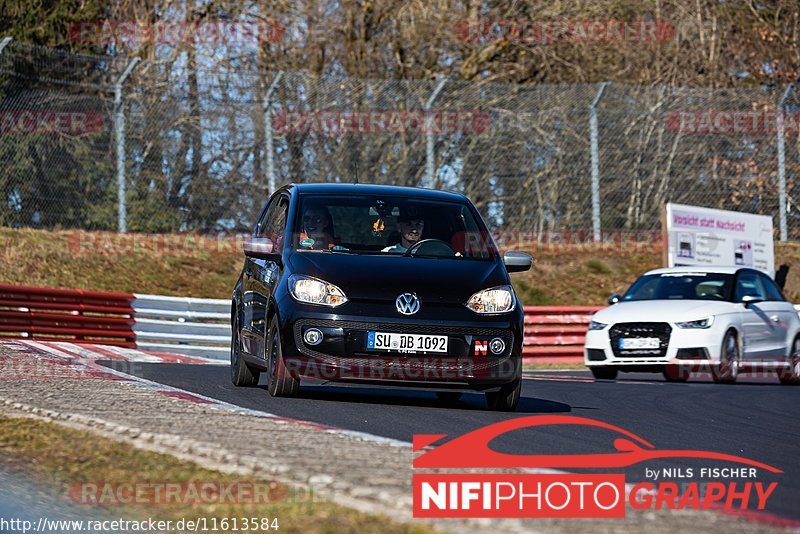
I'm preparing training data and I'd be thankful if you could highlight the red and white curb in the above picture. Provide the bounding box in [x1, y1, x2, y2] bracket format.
[0, 340, 409, 447]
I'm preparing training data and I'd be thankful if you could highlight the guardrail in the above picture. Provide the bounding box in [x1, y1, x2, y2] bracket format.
[132, 294, 229, 358]
[0, 283, 136, 347]
[523, 306, 601, 364]
[0, 283, 607, 363]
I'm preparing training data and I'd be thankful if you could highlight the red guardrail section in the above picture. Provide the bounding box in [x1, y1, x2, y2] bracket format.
[523, 305, 602, 364]
[0, 284, 136, 347]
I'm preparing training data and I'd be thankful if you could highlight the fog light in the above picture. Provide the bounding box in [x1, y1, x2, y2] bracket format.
[489, 337, 505, 355]
[303, 328, 323, 346]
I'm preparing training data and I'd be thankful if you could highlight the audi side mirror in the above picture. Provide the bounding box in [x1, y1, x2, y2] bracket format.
[741, 295, 764, 308]
[608, 293, 621, 305]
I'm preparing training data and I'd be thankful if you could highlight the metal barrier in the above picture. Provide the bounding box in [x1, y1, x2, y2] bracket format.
[131, 294, 230, 359]
[523, 306, 601, 364]
[0, 283, 136, 346]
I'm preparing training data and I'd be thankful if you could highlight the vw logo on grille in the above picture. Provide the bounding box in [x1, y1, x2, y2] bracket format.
[395, 292, 421, 315]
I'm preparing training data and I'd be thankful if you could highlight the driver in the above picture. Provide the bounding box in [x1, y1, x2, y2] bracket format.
[382, 206, 423, 254]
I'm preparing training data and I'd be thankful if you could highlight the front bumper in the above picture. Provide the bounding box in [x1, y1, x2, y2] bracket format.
[584, 321, 726, 367]
[280, 310, 522, 390]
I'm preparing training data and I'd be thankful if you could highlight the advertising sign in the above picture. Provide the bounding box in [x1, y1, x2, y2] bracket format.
[664, 203, 774, 275]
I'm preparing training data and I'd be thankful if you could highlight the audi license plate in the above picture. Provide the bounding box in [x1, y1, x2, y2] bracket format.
[367, 332, 448, 353]
[619, 337, 660, 350]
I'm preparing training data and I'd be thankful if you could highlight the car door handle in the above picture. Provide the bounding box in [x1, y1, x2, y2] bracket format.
[769, 315, 780, 323]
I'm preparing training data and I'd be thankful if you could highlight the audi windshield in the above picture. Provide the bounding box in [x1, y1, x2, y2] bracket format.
[622, 272, 734, 302]
[291, 195, 498, 259]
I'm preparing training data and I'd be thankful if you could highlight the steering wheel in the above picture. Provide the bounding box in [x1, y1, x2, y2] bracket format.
[404, 238, 457, 257]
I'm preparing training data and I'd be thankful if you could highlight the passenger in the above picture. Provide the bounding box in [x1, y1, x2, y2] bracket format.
[299, 206, 335, 250]
[382, 206, 424, 253]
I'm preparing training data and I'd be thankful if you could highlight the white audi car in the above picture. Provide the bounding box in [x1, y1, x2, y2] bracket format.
[584, 266, 800, 384]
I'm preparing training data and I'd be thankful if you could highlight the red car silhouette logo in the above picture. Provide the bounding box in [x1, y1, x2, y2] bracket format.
[413, 415, 781, 472]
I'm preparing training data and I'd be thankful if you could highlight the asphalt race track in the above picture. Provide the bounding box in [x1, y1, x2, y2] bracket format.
[101, 362, 800, 522]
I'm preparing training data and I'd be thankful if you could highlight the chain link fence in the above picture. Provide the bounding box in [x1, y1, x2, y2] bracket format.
[0, 40, 798, 239]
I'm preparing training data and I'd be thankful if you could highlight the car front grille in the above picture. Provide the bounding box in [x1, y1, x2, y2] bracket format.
[609, 322, 671, 358]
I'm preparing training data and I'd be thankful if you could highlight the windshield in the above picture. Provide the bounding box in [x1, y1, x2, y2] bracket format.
[292, 194, 498, 259]
[622, 272, 734, 302]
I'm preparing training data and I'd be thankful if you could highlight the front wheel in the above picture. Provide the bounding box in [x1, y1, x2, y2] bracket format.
[231, 312, 260, 387]
[265, 315, 300, 397]
[590, 367, 618, 380]
[777, 336, 800, 385]
[485, 379, 521, 411]
[712, 330, 740, 384]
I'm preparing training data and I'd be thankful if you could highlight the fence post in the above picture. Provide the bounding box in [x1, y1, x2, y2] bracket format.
[590, 82, 609, 242]
[114, 57, 141, 233]
[425, 78, 448, 187]
[264, 71, 283, 196]
[777, 83, 793, 242]
[0, 37, 12, 54]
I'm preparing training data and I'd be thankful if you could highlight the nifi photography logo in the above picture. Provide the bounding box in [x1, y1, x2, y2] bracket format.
[412, 415, 781, 519]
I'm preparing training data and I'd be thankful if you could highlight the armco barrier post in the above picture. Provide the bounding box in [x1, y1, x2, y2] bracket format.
[425, 77, 447, 188]
[264, 71, 283, 196]
[777, 84, 793, 242]
[590, 82, 609, 243]
[114, 57, 141, 234]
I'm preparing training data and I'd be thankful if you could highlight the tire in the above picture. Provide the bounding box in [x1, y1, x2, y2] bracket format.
[590, 367, 618, 380]
[265, 314, 300, 397]
[713, 330, 740, 384]
[663, 364, 690, 382]
[485, 379, 521, 411]
[230, 312, 260, 387]
[777, 336, 800, 385]
[435, 392, 462, 404]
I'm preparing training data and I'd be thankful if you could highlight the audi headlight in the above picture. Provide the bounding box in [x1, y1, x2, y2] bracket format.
[588, 320, 608, 331]
[466, 285, 515, 314]
[676, 316, 714, 329]
[288, 275, 347, 307]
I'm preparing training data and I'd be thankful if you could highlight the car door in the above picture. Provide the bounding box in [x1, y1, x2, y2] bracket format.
[248, 195, 288, 361]
[734, 270, 774, 360]
[756, 271, 793, 358]
[241, 200, 273, 356]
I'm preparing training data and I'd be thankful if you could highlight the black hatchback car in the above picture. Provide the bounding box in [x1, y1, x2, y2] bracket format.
[230, 183, 532, 411]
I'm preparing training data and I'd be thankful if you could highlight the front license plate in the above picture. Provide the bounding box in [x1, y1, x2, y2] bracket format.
[619, 337, 660, 350]
[367, 332, 448, 353]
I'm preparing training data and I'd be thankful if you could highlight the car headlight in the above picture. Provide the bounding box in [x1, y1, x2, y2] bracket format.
[288, 275, 347, 307]
[588, 320, 608, 331]
[466, 285, 515, 314]
[676, 316, 714, 329]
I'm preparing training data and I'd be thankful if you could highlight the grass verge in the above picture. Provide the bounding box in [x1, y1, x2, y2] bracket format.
[0, 415, 431, 534]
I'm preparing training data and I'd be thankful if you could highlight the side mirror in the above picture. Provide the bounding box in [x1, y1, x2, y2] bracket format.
[608, 293, 621, 305]
[243, 236, 281, 262]
[503, 251, 532, 273]
[741, 295, 764, 307]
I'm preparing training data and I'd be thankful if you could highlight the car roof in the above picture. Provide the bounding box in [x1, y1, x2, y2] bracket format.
[643, 266, 743, 276]
[282, 182, 468, 202]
